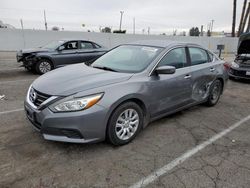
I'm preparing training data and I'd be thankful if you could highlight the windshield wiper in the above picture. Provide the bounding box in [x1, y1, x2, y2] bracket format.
[92, 65, 118, 72]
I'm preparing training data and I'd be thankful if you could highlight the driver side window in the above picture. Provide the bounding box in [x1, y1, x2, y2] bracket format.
[158, 48, 187, 69]
[59, 41, 78, 51]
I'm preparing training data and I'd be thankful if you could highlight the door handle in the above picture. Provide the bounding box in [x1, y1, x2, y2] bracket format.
[210, 67, 215, 72]
[184, 75, 192, 79]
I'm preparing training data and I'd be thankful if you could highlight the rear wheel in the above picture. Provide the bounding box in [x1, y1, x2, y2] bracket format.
[107, 102, 143, 146]
[36, 59, 53, 74]
[205, 79, 222, 106]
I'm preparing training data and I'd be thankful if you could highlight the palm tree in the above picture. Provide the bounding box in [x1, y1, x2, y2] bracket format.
[238, 0, 247, 36]
[232, 0, 237, 37]
[242, 2, 250, 34]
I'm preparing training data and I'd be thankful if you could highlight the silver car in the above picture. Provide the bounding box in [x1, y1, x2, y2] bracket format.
[24, 40, 228, 145]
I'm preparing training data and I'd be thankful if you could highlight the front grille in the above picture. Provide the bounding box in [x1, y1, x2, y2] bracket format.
[29, 88, 51, 107]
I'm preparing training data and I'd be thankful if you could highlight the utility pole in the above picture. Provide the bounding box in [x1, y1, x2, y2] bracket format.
[20, 19, 24, 30]
[133, 17, 135, 34]
[211, 19, 214, 34]
[44, 10, 48, 31]
[200, 25, 204, 36]
[147, 27, 150, 35]
[232, 0, 237, 37]
[20, 19, 26, 48]
[119, 11, 124, 31]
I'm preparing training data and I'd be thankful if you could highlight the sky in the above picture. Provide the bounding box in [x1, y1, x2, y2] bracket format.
[0, 0, 246, 34]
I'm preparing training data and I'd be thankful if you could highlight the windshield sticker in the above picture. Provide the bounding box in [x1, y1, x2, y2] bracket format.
[141, 47, 158, 53]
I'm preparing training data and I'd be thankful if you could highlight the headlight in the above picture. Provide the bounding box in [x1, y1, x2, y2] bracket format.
[52, 93, 103, 112]
[231, 62, 239, 68]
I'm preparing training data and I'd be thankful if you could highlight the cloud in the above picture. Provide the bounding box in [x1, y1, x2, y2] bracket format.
[0, 0, 245, 34]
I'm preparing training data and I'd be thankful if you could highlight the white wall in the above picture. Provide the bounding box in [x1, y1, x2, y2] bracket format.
[0, 29, 239, 53]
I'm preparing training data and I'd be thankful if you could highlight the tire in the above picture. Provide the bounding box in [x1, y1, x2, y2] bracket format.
[107, 102, 144, 146]
[36, 59, 53, 74]
[205, 79, 222, 107]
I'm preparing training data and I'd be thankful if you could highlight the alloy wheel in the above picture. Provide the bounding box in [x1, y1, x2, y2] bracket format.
[211, 82, 221, 104]
[115, 109, 139, 141]
[39, 61, 52, 73]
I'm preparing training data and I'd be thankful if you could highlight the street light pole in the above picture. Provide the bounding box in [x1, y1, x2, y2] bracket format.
[133, 17, 135, 34]
[44, 10, 48, 31]
[119, 11, 124, 31]
[20, 19, 26, 48]
[211, 19, 214, 34]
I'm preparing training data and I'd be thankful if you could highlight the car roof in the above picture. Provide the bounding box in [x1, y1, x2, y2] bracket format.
[60, 39, 92, 42]
[125, 40, 201, 49]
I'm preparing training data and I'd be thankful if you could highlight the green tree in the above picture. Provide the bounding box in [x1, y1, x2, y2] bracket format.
[189, 27, 200, 36]
[101, 27, 111, 33]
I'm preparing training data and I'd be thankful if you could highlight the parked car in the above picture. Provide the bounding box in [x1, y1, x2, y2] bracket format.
[24, 40, 228, 146]
[17, 39, 107, 74]
[229, 33, 250, 80]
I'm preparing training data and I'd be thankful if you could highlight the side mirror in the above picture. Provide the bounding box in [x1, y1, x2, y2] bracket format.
[155, 66, 176, 74]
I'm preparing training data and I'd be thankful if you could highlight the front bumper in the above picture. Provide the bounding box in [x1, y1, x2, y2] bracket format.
[16, 53, 37, 68]
[229, 67, 250, 80]
[24, 99, 109, 143]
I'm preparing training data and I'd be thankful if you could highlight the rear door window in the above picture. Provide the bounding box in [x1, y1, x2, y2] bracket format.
[189, 47, 209, 65]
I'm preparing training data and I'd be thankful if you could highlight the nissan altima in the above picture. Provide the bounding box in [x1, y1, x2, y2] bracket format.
[24, 40, 228, 145]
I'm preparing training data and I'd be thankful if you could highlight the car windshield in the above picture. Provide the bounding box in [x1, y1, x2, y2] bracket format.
[42, 40, 65, 50]
[92, 45, 163, 73]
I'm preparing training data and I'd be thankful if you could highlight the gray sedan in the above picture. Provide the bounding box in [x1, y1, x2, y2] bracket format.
[24, 40, 228, 145]
[17, 39, 107, 74]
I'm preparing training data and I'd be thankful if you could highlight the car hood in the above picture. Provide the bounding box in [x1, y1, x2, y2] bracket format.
[32, 64, 133, 96]
[20, 48, 51, 54]
[238, 33, 250, 54]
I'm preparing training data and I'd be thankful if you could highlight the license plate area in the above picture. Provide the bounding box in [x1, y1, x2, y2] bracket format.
[25, 106, 36, 122]
[26, 108, 34, 121]
[246, 71, 250, 76]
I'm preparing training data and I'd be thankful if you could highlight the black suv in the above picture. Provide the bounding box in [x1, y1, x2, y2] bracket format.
[17, 39, 107, 74]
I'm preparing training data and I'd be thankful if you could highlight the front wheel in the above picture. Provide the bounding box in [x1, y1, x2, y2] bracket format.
[36, 59, 53, 74]
[107, 102, 144, 146]
[205, 80, 222, 106]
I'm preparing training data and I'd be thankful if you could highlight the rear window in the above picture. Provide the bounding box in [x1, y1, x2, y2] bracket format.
[80, 41, 94, 49]
[93, 43, 101, 48]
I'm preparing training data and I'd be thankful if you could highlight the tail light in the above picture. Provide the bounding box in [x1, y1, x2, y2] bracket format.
[223, 62, 231, 71]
